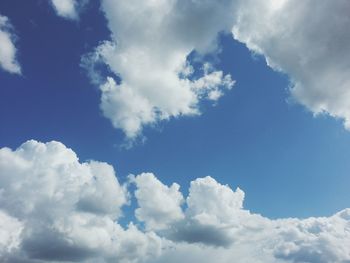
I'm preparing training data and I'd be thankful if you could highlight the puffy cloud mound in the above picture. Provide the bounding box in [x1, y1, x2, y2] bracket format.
[134, 173, 350, 263]
[83, 0, 235, 139]
[130, 173, 185, 230]
[1, 140, 350, 262]
[232, 0, 350, 129]
[0, 15, 21, 74]
[0, 140, 161, 262]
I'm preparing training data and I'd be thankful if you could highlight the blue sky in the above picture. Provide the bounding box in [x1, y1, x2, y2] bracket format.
[1, 0, 350, 219]
[1, 1, 350, 262]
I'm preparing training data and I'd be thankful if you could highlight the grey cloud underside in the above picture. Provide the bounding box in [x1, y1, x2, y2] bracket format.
[0, 140, 350, 263]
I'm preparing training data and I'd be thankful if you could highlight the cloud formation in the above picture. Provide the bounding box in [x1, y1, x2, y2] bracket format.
[0, 15, 21, 74]
[232, 0, 350, 130]
[130, 173, 185, 230]
[83, 0, 350, 139]
[50, 0, 88, 20]
[0, 140, 160, 262]
[1, 140, 350, 262]
[84, 0, 235, 139]
[135, 173, 350, 263]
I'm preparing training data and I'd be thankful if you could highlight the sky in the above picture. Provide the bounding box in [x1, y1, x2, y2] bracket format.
[0, 0, 350, 262]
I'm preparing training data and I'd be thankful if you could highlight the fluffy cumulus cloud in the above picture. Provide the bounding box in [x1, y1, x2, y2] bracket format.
[83, 0, 235, 139]
[231, 0, 350, 129]
[1, 140, 349, 262]
[0, 15, 21, 74]
[83, 0, 350, 138]
[134, 173, 350, 263]
[0, 140, 161, 262]
[130, 173, 185, 230]
[50, 0, 88, 20]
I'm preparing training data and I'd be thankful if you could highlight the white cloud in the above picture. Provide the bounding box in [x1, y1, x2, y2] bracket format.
[83, 0, 350, 138]
[1, 140, 350, 262]
[231, 0, 350, 130]
[0, 15, 21, 74]
[186, 176, 245, 226]
[134, 173, 350, 263]
[84, 0, 235, 139]
[0, 140, 160, 262]
[50, 0, 88, 20]
[130, 173, 185, 230]
[0, 211, 23, 255]
[273, 210, 350, 262]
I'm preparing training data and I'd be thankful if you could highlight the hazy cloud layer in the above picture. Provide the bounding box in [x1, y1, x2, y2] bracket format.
[1, 140, 349, 262]
[0, 15, 21, 74]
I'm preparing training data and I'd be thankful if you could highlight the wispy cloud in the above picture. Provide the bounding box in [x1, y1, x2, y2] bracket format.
[0, 15, 21, 74]
[50, 0, 89, 20]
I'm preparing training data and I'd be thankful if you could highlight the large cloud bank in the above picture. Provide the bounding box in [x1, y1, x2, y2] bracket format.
[0, 15, 21, 74]
[83, 0, 350, 139]
[1, 140, 349, 262]
[0, 140, 160, 262]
